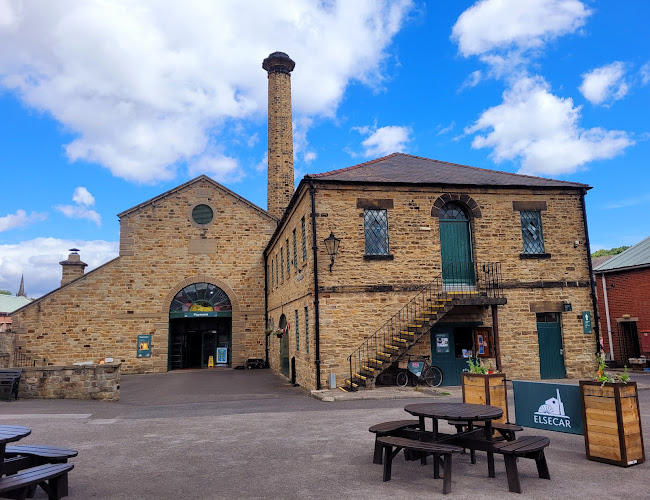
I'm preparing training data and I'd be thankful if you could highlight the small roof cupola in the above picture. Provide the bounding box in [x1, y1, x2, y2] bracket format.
[59, 248, 88, 286]
[263, 51, 295, 219]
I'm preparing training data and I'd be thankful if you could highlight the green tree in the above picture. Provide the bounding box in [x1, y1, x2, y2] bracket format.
[592, 246, 630, 258]
[0, 290, 12, 295]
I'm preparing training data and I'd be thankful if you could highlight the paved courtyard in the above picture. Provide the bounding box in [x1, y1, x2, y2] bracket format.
[0, 369, 648, 499]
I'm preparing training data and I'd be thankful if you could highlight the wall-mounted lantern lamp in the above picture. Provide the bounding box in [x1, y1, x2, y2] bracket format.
[323, 232, 341, 272]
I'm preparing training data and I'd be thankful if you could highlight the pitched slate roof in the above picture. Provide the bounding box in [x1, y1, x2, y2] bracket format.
[594, 236, 650, 272]
[307, 153, 590, 189]
[0, 295, 32, 314]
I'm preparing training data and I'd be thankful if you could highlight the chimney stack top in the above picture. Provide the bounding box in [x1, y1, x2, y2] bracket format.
[263, 52, 295, 75]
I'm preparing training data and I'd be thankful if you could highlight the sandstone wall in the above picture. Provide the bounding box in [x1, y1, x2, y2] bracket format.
[12, 178, 276, 373]
[268, 182, 595, 389]
[17, 363, 120, 401]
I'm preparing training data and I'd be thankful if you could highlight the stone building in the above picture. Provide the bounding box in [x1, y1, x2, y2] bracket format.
[9, 51, 599, 389]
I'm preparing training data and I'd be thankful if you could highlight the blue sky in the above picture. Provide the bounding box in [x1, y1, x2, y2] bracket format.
[1, 0, 649, 297]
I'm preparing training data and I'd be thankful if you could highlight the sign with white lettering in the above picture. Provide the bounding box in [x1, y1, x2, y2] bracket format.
[512, 381, 583, 435]
[582, 310, 592, 334]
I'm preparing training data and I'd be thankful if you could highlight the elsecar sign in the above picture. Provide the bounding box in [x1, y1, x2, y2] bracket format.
[513, 381, 583, 435]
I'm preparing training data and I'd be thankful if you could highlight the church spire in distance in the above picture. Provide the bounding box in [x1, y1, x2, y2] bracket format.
[17, 274, 26, 297]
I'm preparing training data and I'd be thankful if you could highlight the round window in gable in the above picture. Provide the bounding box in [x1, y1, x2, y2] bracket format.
[192, 204, 214, 225]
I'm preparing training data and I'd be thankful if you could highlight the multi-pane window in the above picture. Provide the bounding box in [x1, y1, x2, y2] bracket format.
[364, 209, 389, 255]
[293, 229, 298, 270]
[301, 217, 307, 261]
[280, 249, 284, 281]
[304, 307, 309, 353]
[275, 254, 279, 284]
[271, 261, 274, 287]
[295, 309, 300, 351]
[286, 239, 290, 276]
[520, 211, 545, 254]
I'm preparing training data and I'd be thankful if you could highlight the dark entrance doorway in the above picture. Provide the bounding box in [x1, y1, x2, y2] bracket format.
[536, 312, 566, 379]
[279, 314, 289, 378]
[169, 317, 231, 369]
[431, 325, 477, 386]
[617, 321, 640, 365]
[168, 282, 233, 370]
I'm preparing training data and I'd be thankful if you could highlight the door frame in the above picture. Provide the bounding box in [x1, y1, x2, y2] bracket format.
[439, 204, 475, 287]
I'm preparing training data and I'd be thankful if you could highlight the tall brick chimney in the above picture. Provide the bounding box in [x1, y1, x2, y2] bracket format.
[60, 248, 87, 286]
[263, 51, 295, 218]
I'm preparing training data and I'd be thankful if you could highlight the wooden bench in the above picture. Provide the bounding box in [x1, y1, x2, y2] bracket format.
[448, 420, 523, 441]
[492, 436, 551, 493]
[0, 463, 74, 500]
[368, 419, 421, 464]
[0, 368, 22, 402]
[3, 445, 79, 495]
[376, 436, 463, 494]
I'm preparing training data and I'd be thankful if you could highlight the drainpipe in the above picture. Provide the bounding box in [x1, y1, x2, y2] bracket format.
[310, 180, 322, 390]
[600, 274, 614, 360]
[264, 250, 269, 368]
[580, 190, 601, 354]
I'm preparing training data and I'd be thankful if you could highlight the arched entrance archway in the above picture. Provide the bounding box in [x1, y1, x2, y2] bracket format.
[168, 282, 232, 369]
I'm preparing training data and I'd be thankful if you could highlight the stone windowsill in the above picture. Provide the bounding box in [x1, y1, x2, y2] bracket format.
[519, 253, 552, 260]
[364, 254, 394, 261]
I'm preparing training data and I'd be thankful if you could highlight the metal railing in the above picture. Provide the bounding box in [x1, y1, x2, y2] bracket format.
[12, 349, 46, 368]
[346, 262, 502, 390]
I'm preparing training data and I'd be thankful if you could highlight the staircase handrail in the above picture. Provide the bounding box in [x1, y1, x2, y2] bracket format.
[346, 261, 502, 390]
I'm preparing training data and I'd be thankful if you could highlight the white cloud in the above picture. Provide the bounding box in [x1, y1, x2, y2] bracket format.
[72, 186, 95, 206]
[187, 152, 243, 182]
[452, 0, 591, 73]
[0, 210, 47, 232]
[459, 70, 482, 90]
[437, 121, 456, 136]
[0, 237, 119, 297]
[353, 124, 412, 157]
[0, 0, 414, 184]
[579, 62, 628, 105]
[466, 76, 634, 176]
[255, 152, 268, 173]
[640, 63, 650, 85]
[56, 187, 101, 225]
[55, 205, 102, 226]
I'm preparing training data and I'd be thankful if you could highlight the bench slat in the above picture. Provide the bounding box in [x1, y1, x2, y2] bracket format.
[0, 463, 73, 492]
[369, 420, 420, 434]
[5, 445, 78, 459]
[377, 436, 463, 454]
[493, 436, 550, 455]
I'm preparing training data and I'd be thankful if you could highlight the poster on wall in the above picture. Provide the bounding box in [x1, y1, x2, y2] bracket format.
[436, 333, 450, 353]
[137, 334, 152, 358]
[216, 347, 228, 365]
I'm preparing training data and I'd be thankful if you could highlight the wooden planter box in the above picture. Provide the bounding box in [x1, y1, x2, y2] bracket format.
[580, 381, 645, 466]
[462, 372, 508, 423]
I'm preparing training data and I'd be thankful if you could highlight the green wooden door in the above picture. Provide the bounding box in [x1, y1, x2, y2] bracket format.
[439, 203, 474, 286]
[537, 319, 566, 379]
[431, 327, 465, 386]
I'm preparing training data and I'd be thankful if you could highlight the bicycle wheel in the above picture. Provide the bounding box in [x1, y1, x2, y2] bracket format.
[423, 366, 443, 387]
[396, 370, 410, 387]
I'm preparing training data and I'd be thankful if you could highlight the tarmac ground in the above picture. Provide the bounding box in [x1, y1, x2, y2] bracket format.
[0, 368, 648, 499]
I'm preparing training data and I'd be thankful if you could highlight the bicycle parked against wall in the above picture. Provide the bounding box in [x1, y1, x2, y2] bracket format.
[396, 354, 443, 387]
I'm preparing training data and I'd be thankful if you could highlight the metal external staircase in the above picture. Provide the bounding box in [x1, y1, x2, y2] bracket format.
[343, 262, 503, 392]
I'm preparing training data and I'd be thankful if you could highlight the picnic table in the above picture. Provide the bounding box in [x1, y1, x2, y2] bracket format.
[404, 402, 503, 477]
[0, 425, 75, 499]
[372, 401, 551, 493]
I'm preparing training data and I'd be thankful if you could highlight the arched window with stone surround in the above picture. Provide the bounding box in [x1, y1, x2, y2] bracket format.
[169, 282, 232, 318]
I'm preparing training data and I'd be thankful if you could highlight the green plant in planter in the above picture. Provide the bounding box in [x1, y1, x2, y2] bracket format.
[594, 352, 629, 386]
[466, 355, 487, 374]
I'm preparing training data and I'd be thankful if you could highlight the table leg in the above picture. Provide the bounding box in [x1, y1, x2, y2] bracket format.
[419, 416, 426, 432]
[468, 422, 476, 464]
[486, 420, 495, 478]
[0, 443, 5, 477]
